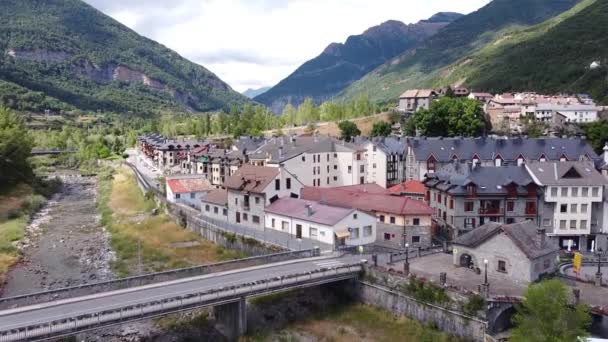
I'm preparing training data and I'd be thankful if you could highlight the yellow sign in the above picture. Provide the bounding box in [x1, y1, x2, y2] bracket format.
[573, 252, 582, 275]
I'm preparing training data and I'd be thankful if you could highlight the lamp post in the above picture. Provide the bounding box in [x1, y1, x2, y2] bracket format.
[137, 221, 143, 275]
[483, 258, 489, 297]
[596, 247, 603, 287]
[404, 243, 410, 276]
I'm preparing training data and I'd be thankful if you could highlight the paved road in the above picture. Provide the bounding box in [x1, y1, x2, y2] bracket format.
[0, 255, 365, 331]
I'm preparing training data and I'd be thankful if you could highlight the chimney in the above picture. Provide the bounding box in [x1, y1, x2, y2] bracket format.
[305, 204, 313, 217]
[603, 143, 608, 165]
[535, 228, 546, 249]
[278, 146, 283, 159]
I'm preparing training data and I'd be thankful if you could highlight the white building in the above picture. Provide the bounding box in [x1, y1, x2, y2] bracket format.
[359, 137, 406, 188]
[534, 103, 598, 124]
[264, 197, 376, 247]
[166, 175, 213, 209]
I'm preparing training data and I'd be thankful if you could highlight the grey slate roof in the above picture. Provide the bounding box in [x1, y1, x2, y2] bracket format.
[426, 163, 534, 196]
[233, 136, 266, 153]
[249, 136, 362, 163]
[407, 137, 598, 163]
[453, 221, 559, 260]
[526, 161, 608, 186]
[265, 197, 356, 226]
[358, 137, 407, 155]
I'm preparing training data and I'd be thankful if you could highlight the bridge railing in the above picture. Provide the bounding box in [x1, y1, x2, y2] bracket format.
[0, 248, 319, 310]
[0, 263, 363, 342]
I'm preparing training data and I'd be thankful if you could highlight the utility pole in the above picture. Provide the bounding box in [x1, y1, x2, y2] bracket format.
[137, 221, 143, 275]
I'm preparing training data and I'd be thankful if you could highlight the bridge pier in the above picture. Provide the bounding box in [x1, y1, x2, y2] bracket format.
[214, 297, 247, 341]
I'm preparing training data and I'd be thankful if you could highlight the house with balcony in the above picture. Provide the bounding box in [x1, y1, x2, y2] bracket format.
[398, 89, 438, 113]
[526, 161, 607, 251]
[264, 197, 376, 247]
[223, 164, 304, 230]
[358, 137, 407, 188]
[424, 163, 541, 238]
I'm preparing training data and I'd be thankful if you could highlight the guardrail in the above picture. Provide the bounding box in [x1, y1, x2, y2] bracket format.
[0, 263, 363, 342]
[0, 249, 319, 310]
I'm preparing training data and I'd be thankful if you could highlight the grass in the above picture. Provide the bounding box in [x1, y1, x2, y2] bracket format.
[245, 304, 466, 342]
[99, 166, 244, 277]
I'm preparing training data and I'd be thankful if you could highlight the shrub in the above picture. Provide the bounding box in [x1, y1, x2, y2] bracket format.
[462, 294, 486, 315]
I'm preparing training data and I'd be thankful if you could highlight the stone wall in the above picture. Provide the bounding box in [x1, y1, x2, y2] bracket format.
[357, 281, 487, 341]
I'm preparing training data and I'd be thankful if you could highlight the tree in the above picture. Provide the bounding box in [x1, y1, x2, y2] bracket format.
[370, 121, 392, 137]
[445, 86, 455, 98]
[582, 120, 608, 153]
[510, 279, 591, 342]
[405, 97, 487, 137]
[338, 121, 361, 142]
[0, 107, 34, 184]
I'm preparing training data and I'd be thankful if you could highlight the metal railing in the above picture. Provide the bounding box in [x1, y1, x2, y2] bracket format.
[0, 263, 363, 342]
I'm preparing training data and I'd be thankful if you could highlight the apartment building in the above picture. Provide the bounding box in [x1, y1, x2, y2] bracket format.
[264, 197, 376, 247]
[138, 134, 209, 173]
[359, 137, 407, 188]
[223, 164, 304, 230]
[526, 161, 607, 251]
[405, 137, 598, 181]
[424, 163, 541, 238]
[248, 136, 367, 188]
[181, 148, 246, 187]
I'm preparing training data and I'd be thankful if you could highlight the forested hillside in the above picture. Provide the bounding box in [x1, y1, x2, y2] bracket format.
[0, 0, 247, 114]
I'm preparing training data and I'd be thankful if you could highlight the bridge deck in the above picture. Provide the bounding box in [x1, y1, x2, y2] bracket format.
[0, 255, 364, 339]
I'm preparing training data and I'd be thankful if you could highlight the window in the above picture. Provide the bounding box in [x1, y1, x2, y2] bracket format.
[551, 187, 558, 197]
[327, 154, 329, 162]
[560, 204, 567, 213]
[464, 202, 474, 212]
[190, 193, 196, 199]
[348, 166, 352, 174]
[507, 201, 514, 212]
[313, 155, 316, 163]
[302, 156, 305, 162]
[580, 220, 588, 229]
[205, 205, 210, 212]
[286, 178, 291, 190]
[214, 207, 218, 214]
[384, 233, 391, 240]
[176, 193, 181, 199]
[572, 187, 578, 197]
[353, 213, 358, 219]
[592, 187, 599, 197]
[506, 218, 515, 224]
[413, 218, 420, 226]
[275, 179, 280, 191]
[360, 176, 364, 184]
[281, 221, 289, 231]
[464, 218, 476, 228]
[561, 187, 568, 197]
[373, 146, 377, 152]
[357, 154, 361, 161]
[497, 260, 507, 273]
[466, 185, 476, 195]
[333, 176, 338, 181]
[334, 153, 337, 158]
[581, 204, 588, 213]
[351, 227, 360, 239]
[373, 163, 377, 169]
[449, 198, 454, 209]
[271, 218, 276, 228]
[390, 216, 396, 224]
[310, 227, 318, 239]
[571, 204, 578, 213]
[327, 165, 329, 173]
[363, 226, 372, 237]
[379, 215, 385, 223]
[252, 215, 260, 224]
[543, 259, 550, 270]
[243, 213, 248, 221]
[360, 165, 365, 173]
[334, 165, 338, 170]
[543, 219, 551, 227]
[570, 220, 577, 229]
[437, 194, 442, 203]
[560, 220, 567, 229]
[255, 196, 260, 204]
[582, 187, 589, 197]
[222, 208, 227, 216]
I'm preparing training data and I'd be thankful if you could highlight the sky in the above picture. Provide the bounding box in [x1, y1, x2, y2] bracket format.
[83, 0, 491, 93]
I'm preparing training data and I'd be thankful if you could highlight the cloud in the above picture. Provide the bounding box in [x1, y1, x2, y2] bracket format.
[83, 0, 491, 92]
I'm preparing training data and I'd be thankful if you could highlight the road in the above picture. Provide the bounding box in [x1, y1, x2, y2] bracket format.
[0, 255, 364, 332]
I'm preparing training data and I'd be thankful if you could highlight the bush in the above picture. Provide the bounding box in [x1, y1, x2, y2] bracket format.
[462, 295, 486, 315]
[21, 195, 47, 215]
[402, 276, 450, 305]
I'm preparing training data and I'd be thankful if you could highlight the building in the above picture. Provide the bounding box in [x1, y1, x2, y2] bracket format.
[248, 136, 368, 188]
[526, 161, 607, 251]
[534, 103, 598, 124]
[359, 137, 407, 188]
[224, 164, 304, 230]
[468, 92, 493, 103]
[138, 134, 209, 173]
[166, 175, 213, 209]
[200, 189, 229, 219]
[264, 197, 376, 247]
[181, 148, 246, 187]
[405, 137, 599, 181]
[452, 221, 559, 284]
[398, 89, 437, 113]
[424, 163, 541, 238]
[388, 180, 426, 200]
[301, 184, 434, 249]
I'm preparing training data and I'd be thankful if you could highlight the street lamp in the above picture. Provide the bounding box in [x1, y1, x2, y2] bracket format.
[483, 259, 489, 285]
[404, 243, 410, 276]
[596, 247, 604, 287]
[137, 221, 143, 275]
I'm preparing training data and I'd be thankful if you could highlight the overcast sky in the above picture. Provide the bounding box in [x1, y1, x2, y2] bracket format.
[83, 0, 490, 92]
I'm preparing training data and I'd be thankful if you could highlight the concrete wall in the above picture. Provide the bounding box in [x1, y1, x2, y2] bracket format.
[357, 282, 487, 342]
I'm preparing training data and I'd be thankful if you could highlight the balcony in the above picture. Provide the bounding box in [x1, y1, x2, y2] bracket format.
[478, 207, 503, 215]
[525, 208, 537, 216]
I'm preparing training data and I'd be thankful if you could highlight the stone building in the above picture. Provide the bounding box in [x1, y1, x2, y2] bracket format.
[452, 221, 559, 284]
[398, 89, 437, 113]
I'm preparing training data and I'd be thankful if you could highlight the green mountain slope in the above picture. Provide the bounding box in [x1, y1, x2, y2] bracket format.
[459, 0, 608, 104]
[0, 0, 247, 114]
[338, 0, 581, 103]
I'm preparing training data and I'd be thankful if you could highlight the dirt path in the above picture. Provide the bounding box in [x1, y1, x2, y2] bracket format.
[1, 175, 114, 297]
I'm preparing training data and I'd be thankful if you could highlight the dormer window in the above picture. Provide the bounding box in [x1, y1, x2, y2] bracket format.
[517, 155, 525, 166]
[539, 154, 547, 162]
[560, 154, 568, 162]
[467, 184, 476, 196]
[472, 155, 480, 166]
[427, 156, 437, 172]
[495, 155, 503, 167]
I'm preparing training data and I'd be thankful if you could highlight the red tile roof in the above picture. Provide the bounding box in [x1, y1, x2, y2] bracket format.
[302, 186, 433, 216]
[388, 180, 426, 195]
[224, 164, 279, 194]
[166, 177, 212, 193]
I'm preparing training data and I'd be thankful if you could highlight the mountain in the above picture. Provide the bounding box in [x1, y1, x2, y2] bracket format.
[0, 0, 247, 114]
[458, 0, 608, 104]
[243, 86, 271, 99]
[338, 0, 582, 104]
[254, 12, 463, 113]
